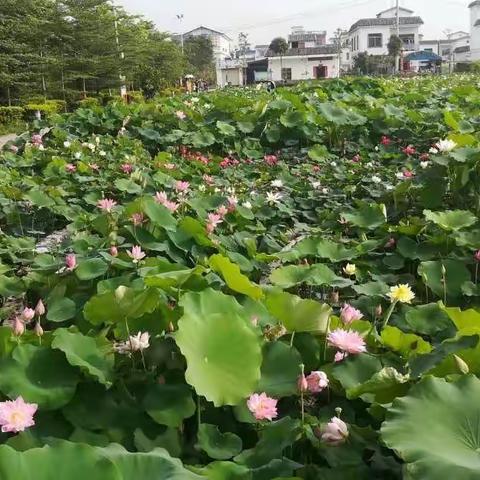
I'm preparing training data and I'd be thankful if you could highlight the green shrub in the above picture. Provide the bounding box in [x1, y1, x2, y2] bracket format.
[0, 106, 25, 124]
[77, 97, 100, 109]
[24, 100, 66, 118]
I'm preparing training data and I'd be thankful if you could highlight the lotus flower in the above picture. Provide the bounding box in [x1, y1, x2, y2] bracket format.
[381, 135, 391, 146]
[127, 245, 146, 263]
[474, 250, 480, 263]
[97, 198, 117, 212]
[340, 304, 363, 325]
[266, 192, 282, 205]
[121, 163, 133, 174]
[387, 284, 415, 304]
[175, 181, 190, 192]
[306, 371, 329, 393]
[154, 191, 168, 204]
[65, 253, 77, 271]
[321, 417, 349, 446]
[435, 139, 457, 153]
[206, 213, 223, 234]
[35, 299, 46, 317]
[327, 329, 367, 355]
[343, 263, 356, 276]
[176, 111, 186, 120]
[65, 163, 76, 173]
[402, 145, 416, 155]
[12, 317, 25, 336]
[110, 246, 118, 257]
[271, 180, 283, 188]
[0, 397, 38, 433]
[130, 213, 145, 226]
[247, 393, 278, 421]
[264, 154, 278, 166]
[21, 308, 35, 322]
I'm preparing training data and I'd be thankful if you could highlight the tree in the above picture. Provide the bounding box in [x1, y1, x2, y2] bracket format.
[184, 36, 215, 83]
[388, 35, 402, 73]
[269, 37, 289, 82]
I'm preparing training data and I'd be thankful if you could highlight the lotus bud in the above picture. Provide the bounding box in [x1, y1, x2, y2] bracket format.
[13, 317, 25, 336]
[110, 245, 118, 257]
[298, 373, 308, 393]
[441, 264, 447, 276]
[115, 286, 129, 301]
[35, 299, 46, 317]
[453, 355, 469, 375]
[168, 322, 175, 333]
[335, 407, 343, 418]
[375, 305, 383, 317]
[474, 250, 480, 263]
[34, 321, 44, 337]
[22, 307, 35, 322]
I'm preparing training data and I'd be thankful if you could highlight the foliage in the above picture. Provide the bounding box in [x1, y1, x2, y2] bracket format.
[0, 75, 480, 477]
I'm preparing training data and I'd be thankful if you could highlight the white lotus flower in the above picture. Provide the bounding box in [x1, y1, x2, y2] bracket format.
[64, 141, 71, 148]
[372, 175, 381, 183]
[435, 139, 457, 153]
[331, 161, 338, 167]
[311, 181, 321, 189]
[266, 191, 283, 205]
[396, 172, 405, 180]
[271, 180, 283, 188]
[242, 201, 252, 209]
[74, 152, 81, 159]
[420, 161, 430, 169]
[198, 184, 206, 192]
[322, 187, 329, 194]
[429, 147, 439, 155]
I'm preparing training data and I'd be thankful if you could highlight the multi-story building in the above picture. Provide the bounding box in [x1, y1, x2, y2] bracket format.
[347, 6, 424, 67]
[469, 1, 480, 60]
[420, 31, 471, 68]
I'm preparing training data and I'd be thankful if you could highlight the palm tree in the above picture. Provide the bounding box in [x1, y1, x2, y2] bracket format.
[269, 37, 288, 82]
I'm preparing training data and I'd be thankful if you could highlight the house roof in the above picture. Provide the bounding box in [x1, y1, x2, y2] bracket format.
[475, 19, 480, 26]
[405, 50, 442, 61]
[289, 32, 326, 42]
[376, 6, 414, 17]
[454, 45, 471, 53]
[266, 45, 337, 57]
[183, 26, 232, 41]
[349, 16, 424, 32]
[469, 1, 480, 7]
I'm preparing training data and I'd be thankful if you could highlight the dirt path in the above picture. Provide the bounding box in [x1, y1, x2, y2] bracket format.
[0, 134, 16, 149]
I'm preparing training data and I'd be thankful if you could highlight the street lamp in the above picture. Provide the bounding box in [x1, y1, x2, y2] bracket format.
[177, 14, 184, 54]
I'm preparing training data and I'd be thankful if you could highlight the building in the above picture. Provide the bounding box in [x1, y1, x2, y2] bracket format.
[469, 1, 480, 60]
[182, 26, 233, 66]
[420, 31, 471, 67]
[347, 6, 424, 67]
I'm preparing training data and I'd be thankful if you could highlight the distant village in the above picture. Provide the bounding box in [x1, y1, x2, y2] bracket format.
[178, 2, 480, 87]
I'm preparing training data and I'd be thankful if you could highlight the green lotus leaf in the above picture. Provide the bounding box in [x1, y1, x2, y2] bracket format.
[193, 461, 251, 480]
[142, 196, 177, 231]
[75, 258, 109, 281]
[315, 239, 357, 262]
[269, 264, 352, 289]
[353, 281, 389, 297]
[332, 354, 382, 393]
[418, 260, 471, 298]
[51, 329, 114, 387]
[134, 428, 182, 457]
[25, 189, 56, 208]
[341, 203, 386, 230]
[216, 121, 236, 136]
[441, 305, 480, 334]
[46, 297, 77, 323]
[424, 209, 477, 231]
[143, 384, 196, 427]
[175, 289, 262, 406]
[280, 110, 304, 128]
[265, 290, 331, 333]
[209, 254, 263, 300]
[308, 144, 329, 161]
[405, 303, 455, 337]
[191, 130, 216, 148]
[257, 342, 302, 396]
[381, 326, 432, 357]
[381, 375, 480, 480]
[197, 424, 243, 460]
[0, 344, 79, 409]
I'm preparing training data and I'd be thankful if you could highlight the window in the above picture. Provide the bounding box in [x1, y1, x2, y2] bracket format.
[424, 48, 433, 52]
[442, 48, 451, 56]
[281, 68, 292, 81]
[399, 34, 415, 47]
[346, 52, 350, 60]
[291, 41, 299, 49]
[368, 33, 382, 48]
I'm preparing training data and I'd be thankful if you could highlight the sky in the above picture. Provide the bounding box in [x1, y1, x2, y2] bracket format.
[114, 0, 472, 46]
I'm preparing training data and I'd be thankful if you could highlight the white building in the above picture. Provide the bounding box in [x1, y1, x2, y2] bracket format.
[420, 31, 471, 68]
[469, 1, 480, 60]
[348, 6, 424, 66]
[182, 26, 233, 66]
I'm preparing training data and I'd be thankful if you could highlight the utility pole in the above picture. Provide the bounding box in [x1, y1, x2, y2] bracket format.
[177, 14, 184, 54]
[395, 0, 400, 74]
[111, 1, 127, 98]
[334, 28, 343, 78]
[238, 32, 249, 86]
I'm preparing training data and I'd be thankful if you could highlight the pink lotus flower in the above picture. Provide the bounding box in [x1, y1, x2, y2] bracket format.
[130, 212, 145, 226]
[321, 417, 349, 446]
[154, 191, 168, 204]
[203, 175, 214, 185]
[474, 250, 480, 263]
[206, 213, 223, 234]
[127, 245, 146, 263]
[65, 253, 77, 271]
[164, 163, 176, 170]
[35, 299, 46, 317]
[306, 371, 329, 393]
[12, 317, 25, 337]
[402, 145, 416, 155]
[227, 196, 238, 212]
[216, 205, 228, 218]
[247, 393, 278, 421]
[175, 181, 190, 192]
[403, 170, 414, 178]
[264, 154, 278, 166]
[327, 329, 366, 355]
[384, 237, 396, 249]
[164, 200, 180, 213]
[31, 134, 43, 147]
[340, 304, 363, 325]
[296, 373, 308, 394]
[176, 111, 186, 120]
[334, 351, 348, 362]
[419, 153, 430, 161]
[21, 308, 35, 322]
[352, 154, 361, 163]
[220, 158, 231, 168]
[0, 396, 38, 433]
[110, 246, 118, 257]
[10, 145, 18, 154]
[121, 163, 133, 174]
[89, 163, 100, 171]
[65, 163, 76, 173]
[98, 198, 117, 212]
[381, 136, 391, 146]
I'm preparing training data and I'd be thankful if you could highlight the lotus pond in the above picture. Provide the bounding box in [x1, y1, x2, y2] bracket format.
[1, 75, 480, 479]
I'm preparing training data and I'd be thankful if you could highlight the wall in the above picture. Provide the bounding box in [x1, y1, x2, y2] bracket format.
[218, 68, 243, 87]
[471, 5, 480, 60]
[268, 56, 339, 81]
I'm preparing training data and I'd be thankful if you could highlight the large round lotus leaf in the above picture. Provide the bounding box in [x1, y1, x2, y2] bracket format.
[51, 328, 114, 387]
[418, 260, 470, 298]
[143, 384, 196, 427]
[381, 375, 480, 479]
[197, 424, 243, 460]
[175, 289, 262, 406]
[0, 440, 202, 480]
[424, 209, 477, 231]
[0, 344, 79, 409]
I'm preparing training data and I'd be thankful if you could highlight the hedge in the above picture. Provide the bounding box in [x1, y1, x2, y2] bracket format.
[0, 107, 25, 124]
